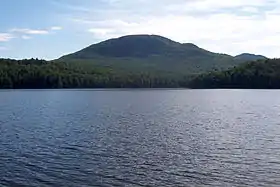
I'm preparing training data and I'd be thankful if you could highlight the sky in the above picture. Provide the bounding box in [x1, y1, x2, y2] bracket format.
[0, 0, 280, 60]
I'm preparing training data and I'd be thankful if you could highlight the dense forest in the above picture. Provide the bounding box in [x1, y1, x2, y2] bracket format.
[0, 35, 273, 89]
[1, 58, 280, 89]
[0, 58, 191, 89]
[189, 59, 280, 89]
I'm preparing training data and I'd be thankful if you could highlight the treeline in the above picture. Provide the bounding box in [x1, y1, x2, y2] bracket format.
[3, 58, 280, 89]
[189, 59, 280, 89]
[0, 58, 190, 89]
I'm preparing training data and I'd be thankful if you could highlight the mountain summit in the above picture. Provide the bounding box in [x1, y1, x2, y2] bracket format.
[60, 35, 267, 74]
[61, 34, 212, 59]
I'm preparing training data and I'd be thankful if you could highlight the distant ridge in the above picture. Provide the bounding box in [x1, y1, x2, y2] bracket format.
[59, 34, 268, 74]
[234, 53, 267, 61]
[61, 34, 213, 59]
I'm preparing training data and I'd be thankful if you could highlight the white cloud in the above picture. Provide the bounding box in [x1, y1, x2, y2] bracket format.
[91, 14, 280, 57]
[66, 0, 280, 57]
[72, 18, 95, 24]
[240, 6, 260, 13]
[51, 26, 63, 30]
[11, 28, 49, 35]
[22, 35, 32, 40]
[0, 33, 14, 42]
[9, 26, 62, 40]
[182, 0, 271, 10]
[88, 28, 114, 36]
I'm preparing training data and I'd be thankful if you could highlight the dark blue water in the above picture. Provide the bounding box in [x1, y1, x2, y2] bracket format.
[1, 89, 280, 187]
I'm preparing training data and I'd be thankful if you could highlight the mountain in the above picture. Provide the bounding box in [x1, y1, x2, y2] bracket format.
[189, 58, 280, 89]
[61, 35, 212, 59]
[234, 53, 267, 61]
[59, 35, 265, 75]
[0, 35, 272, 89]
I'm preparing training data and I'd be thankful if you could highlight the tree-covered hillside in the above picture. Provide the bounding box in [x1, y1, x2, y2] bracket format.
[234, 53, 267, 61]
[0, 58, 190, 88]
[0, 35, 272, 89]
[60, 35, 261, 75]
[2, 58, 280, 89]
[61, 35, 214, 59]
[189, 59, 280, 89]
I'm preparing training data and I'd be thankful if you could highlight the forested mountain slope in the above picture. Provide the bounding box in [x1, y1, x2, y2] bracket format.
[189, 59, 280, 89]
[0, 35, 270, 89]
[0, 58, 189, 88]
[60, 35, 265, 75]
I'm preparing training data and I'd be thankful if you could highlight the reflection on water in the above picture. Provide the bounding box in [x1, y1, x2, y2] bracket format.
[1, 90, 280, 186]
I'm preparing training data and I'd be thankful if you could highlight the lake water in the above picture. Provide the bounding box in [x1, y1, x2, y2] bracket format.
[1, 89, 280, 187]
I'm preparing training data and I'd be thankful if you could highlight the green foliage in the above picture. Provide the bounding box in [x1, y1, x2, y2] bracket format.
[0, 35, 270, 89]
[0, 58, 191, 89]
[1, 57, 277, 89]
[189, 59, 280, 89]
[59, 35, 249, 74]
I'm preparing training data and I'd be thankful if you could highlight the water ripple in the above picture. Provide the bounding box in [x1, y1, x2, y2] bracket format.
[1, 90, 280, 186]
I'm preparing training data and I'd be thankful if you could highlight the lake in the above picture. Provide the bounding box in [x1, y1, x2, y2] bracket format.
[1, 89, 280, 187]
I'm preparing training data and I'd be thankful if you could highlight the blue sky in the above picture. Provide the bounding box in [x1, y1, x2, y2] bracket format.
[0, 0, 280, 59]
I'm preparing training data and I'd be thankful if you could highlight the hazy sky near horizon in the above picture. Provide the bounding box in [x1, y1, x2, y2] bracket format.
[0, 0, 280, 59]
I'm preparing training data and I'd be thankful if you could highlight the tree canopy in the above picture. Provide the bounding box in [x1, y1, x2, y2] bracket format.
[0, 58, 191, 89]
[188, 59, 280, 89]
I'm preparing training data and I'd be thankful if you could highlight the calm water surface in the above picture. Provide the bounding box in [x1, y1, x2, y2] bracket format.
[1, 89, 280, 187]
